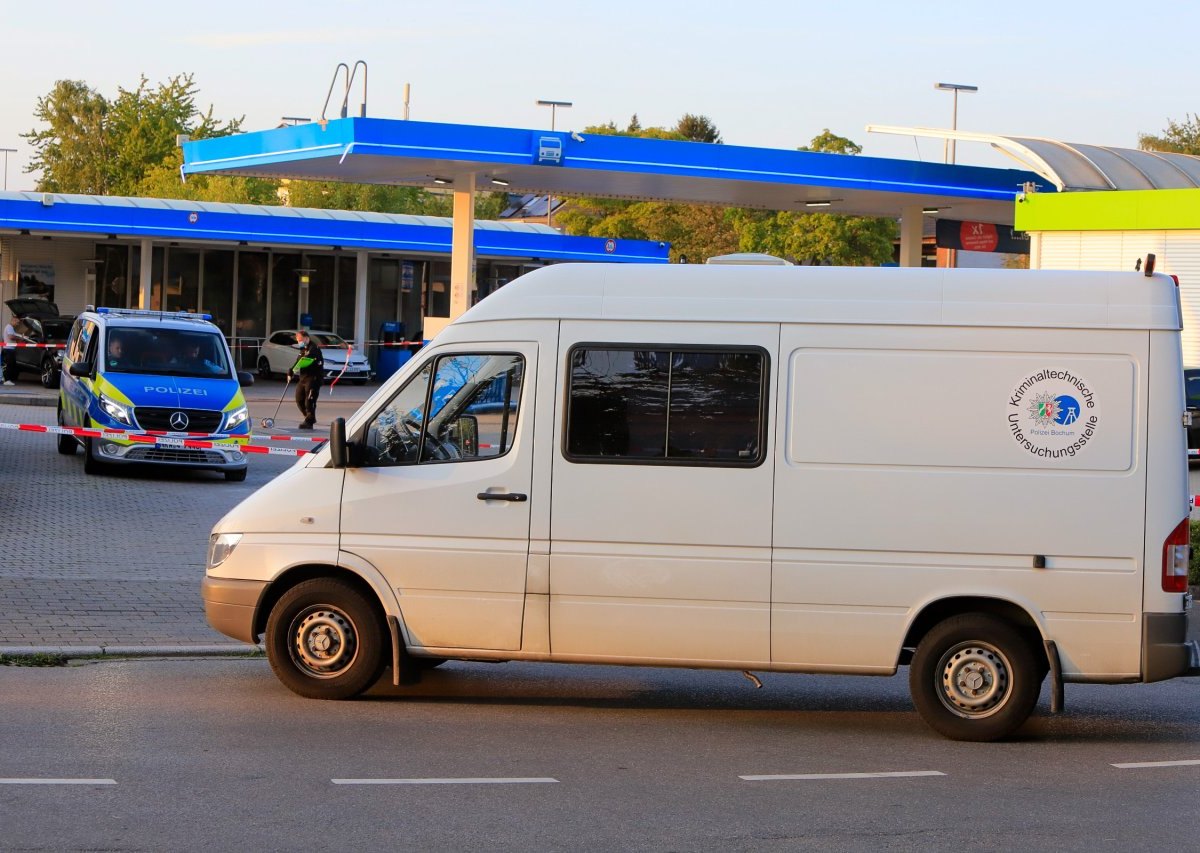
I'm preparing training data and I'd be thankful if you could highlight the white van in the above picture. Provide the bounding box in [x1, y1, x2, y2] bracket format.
[202, 263, 1198, 741]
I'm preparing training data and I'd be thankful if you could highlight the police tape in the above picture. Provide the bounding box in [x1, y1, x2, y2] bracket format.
[1, 342, 66, 348]
[0, 421, 317, 456]
[1190, 448, 1198, 457]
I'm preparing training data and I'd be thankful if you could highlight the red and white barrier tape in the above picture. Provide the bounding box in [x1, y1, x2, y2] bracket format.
[1189, 448, 1198, 457]
[0, 421, 316, 456]
[1, 342, 65, 349]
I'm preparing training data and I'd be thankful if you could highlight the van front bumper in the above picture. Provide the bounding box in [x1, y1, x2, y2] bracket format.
[1142, 610, 1199, 681]
[201, 576, 266, 644]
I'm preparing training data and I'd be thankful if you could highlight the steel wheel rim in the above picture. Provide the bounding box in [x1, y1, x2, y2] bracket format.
[288, 604, 360, 679]
[935, 641, 1012, 719]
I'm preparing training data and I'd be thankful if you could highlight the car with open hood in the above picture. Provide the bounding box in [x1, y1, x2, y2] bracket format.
[5, 297, 74, 388]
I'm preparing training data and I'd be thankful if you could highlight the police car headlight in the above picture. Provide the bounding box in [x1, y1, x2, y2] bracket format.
[99, 394, 133, 426]
[225, 406, 249, 430]
[207, 533, 242, 569]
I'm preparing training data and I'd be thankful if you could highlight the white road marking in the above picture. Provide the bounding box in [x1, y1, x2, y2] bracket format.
[1111, 759, 1200, 769]
[331, 777, 559, 785]
[0, 778, 116, 785]
[740, 771, 946, 781]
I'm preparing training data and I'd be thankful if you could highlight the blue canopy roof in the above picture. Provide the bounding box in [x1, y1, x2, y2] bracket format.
[182, 117, 1050, 225]
[0, 190, 668, 263]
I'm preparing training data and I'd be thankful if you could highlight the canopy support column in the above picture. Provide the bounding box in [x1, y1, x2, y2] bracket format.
[449, 174, 476, 320]
[354, 250, 368, 352]
[899, 206, 923, 268]
[138, 238, 152, 308]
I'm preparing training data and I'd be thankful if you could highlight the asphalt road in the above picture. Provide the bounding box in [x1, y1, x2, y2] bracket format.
[1, 658, 1198, 852]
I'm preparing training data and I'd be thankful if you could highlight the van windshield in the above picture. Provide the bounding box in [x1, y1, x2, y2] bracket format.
[103, 328, 232, 379]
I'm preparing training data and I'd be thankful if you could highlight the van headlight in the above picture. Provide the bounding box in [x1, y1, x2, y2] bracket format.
[225, 406, 249, 430]
[207, 533, 242, 569]
[99, 394, 133, 426]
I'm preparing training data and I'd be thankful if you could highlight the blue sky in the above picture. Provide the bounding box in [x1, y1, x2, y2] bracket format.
[1, 0, 1196, 190]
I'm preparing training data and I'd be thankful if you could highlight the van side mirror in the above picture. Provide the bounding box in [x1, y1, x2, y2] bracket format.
[329, 417, 349, 468]
[237, 371, 255, 387]
[449, 414, 479, 457]
[68, 361, 92, 377]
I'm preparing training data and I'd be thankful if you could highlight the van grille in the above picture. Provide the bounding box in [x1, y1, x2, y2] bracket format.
[133, 407, 224, 433]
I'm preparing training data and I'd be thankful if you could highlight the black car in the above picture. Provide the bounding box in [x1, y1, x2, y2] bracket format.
[5, 298, 74, 388]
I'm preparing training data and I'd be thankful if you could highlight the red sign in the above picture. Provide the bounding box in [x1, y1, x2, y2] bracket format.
[959, 221, 999, 252]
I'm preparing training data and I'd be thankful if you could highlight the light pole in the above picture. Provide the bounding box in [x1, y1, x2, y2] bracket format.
[933, 83, 977, 164]
[0, 148, 16, 191]
[536, 99, 572, 227]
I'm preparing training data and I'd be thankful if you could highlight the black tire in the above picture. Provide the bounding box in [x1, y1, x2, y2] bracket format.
[83, 437, 106, 475]
[265, 578, 386, 699]
[56, 404, 76, 455]
[257, 356, 273, 380]
[909, 612, 1043, 742]
[40, 357, 60, 389]
[225, 468, 248, 482]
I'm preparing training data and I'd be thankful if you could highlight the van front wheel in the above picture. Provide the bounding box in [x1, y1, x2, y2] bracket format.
[909, 613, 1042, 742]
[266, 578, 385, 699]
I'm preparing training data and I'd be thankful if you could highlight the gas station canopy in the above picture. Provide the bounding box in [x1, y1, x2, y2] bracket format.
[181, 117, 1048, 225]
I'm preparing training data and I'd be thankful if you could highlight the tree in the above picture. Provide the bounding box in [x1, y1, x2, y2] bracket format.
[24, 74, 244, 197]
[727, 131, 897, 266]
[799, 129, 861, 156]
[674, 113, 722, 144]
[23, 80, 111, 194]
[1139, 114, 1200, 154]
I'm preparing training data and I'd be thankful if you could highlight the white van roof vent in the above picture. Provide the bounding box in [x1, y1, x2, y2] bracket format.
[704, 253, 793, 266]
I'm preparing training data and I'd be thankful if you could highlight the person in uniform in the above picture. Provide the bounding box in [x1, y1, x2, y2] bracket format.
[289, 330, 324, 430]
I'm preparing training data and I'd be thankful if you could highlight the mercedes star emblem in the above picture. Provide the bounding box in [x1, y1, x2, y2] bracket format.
[169, 411, 190, 431]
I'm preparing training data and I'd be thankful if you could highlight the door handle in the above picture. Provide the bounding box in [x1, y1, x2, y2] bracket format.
[477, 492, 527, 502]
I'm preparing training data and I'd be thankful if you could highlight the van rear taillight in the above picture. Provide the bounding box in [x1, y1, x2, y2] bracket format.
[1162, 518, 1191, 593]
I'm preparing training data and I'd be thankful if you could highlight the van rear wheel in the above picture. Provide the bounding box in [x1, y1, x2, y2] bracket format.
[265, 578, 385, 699]
[909, 613, 1042, 742]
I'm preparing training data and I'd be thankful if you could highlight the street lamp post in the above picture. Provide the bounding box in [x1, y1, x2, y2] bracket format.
[536, 99, 572, 227]
[0, 148, 16, 191]
[933, 83, 977, 164]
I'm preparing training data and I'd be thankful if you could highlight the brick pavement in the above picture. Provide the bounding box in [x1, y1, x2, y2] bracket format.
[0, 401, 296, 650]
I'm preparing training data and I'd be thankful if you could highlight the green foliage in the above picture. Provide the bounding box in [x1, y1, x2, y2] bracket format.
[0, 652, 69, 667]
[1139, 114, 1200, 155]
[730, 209, 896, 266]
[799, 129, 862, 155]
[674, 114, 722, 144]
[24, 74, 243, 197]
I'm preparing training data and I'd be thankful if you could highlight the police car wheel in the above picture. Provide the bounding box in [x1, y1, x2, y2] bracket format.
[57, 432, 76, 455]
[909, 612, 1042, 742]
[266, 578, 386, 700]
[83, 438, 106, 475]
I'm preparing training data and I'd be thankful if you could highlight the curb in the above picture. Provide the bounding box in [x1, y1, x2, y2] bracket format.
[0, 644, 263, 658]
[0, 393, 55, 408]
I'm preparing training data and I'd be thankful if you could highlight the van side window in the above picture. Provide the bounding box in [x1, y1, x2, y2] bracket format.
[565, 346, 767, 466]
[362, 353, 525, 466]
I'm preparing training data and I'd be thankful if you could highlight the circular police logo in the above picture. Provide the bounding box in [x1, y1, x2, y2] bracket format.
[1007, 371, 1099, 459]
[169, 411, 190, 431]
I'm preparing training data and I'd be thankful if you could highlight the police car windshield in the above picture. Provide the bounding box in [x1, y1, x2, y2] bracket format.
[104, 328, 231, 378]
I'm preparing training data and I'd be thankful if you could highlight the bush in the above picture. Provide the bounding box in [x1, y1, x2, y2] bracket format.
[1191, 520, 1200, 586]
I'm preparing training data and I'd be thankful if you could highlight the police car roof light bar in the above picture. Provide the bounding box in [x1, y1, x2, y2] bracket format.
[96, 307, 213, 322]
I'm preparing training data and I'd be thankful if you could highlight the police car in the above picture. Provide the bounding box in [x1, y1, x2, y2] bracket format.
[57, 308, 254, 481]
